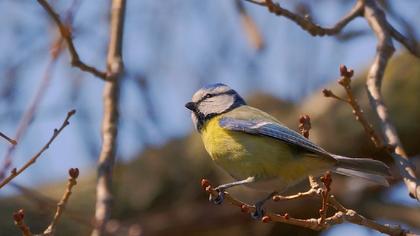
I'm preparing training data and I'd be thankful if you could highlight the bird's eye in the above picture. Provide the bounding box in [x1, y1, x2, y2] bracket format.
[204, 94, 213, 99]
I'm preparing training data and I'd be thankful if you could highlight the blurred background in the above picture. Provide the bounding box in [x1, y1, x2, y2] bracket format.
[0, 0, 419, 235]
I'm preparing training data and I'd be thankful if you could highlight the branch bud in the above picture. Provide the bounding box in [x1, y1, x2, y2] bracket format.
[69, 168, 79, 179]
[13, 209, 25, 222]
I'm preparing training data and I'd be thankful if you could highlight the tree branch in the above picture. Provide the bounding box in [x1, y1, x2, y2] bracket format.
[0, 110, 76, 189]
[323, 65, 385, 149]
[13, 209, 33, 236]
[91, 0, 126, 235]
[0, 131, 17, 145]
[242, 0, 419, 56]
[363, 0, 420, 200]
[0, 37, 64, 180]
[235, 0, 265, 51]
[244, 0, 364, 36]
[201, 178, 410, 235]
[43, 168, 79, 235]
[388, 23, 420, 57]
[36, 0, 109, 80]
[12, 168, 80, 236]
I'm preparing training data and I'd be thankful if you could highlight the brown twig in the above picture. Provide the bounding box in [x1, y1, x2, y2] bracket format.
[363, 0, 420, 200]
[299, 115, 330, 223]
[319, 172, 332, 225]
[235, 0, 265, 51]
[0, 131, 17, 145]
[245, 0, 364, 36]
[388, 23, 420, 57]
[201, 179, 409, 235]
[0, 37, 64, 180]
[13, 209, 33, 236]
[321, 2, 420, 199]
[43, 168, 79, 235]
[0, 110, 76, 189]
[36, 0, 109, 80]
[242, 0, 419, 56]
[10, 182, 92, 228]
[323, 65, 384, 149]
[92, 0, 126, 235]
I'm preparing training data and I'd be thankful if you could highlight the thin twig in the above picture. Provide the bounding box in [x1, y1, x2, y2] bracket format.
[319, 172, 332, 225]
[0, 37, 64, 180]
[322, 89, 348, 103]
[44, 168, 79, 235]
[0, 110, 76, 189]
[200, 179, 409, 235]
[389, 24, 420, 57]
[242, 0, 419, 56]
[235, 0, 265, 51]
[36, 0, 109, 80]
[272, 188, 318, 201]
[244, 0, 364, 36]
[324, 65, 384, 149]
[91, 0, 126, 235]
[13, 209, 33, 236]
[0, 131, 17, 145]
[10, 182, 92, 228]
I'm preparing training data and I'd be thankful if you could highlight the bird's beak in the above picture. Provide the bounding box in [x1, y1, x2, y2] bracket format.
[185, 102, 196, 111]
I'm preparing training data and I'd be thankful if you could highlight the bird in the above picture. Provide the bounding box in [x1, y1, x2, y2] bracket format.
[185, 83, 390, 219]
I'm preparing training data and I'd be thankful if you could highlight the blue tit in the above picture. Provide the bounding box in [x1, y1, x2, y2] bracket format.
[185, 83, 390, 219]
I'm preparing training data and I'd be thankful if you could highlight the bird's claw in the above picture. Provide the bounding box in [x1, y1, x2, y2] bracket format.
[251, 204, 265, 220]
[209, 188, 225, 205]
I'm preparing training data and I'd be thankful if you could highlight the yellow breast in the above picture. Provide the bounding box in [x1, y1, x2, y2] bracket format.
[200, 116, 292, 180]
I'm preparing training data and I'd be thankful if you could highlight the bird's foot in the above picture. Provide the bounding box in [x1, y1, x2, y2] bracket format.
[209, 187, 225, 205]
[251, 203, 265, 220]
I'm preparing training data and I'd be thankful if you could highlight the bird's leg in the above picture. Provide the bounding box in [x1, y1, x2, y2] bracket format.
[251, 191, 278, 220]
[210, 176, 255, 205]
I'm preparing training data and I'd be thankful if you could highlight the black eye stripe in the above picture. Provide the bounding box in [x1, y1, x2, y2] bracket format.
[196, 89, 236, 105]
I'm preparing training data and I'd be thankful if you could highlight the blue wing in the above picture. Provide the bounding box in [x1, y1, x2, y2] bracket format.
[219, 117, 330, 156]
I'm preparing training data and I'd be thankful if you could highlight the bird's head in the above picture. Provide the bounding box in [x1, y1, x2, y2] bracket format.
[185, 83, 246, 131]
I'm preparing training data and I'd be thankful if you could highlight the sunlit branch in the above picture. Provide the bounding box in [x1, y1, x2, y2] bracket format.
[244, 0, 364, 36]
[363, 0, 420, 200]
[43, 168, 79, 235]
[91, 0, 126, 235]
[36, 0, 109, 80]
[0, 131, 17, 145]
[0, 110, 76, 189]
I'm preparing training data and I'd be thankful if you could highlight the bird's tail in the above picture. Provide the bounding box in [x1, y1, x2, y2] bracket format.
[332, 155, 391, 186]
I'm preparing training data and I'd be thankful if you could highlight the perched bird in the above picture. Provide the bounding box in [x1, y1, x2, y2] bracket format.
[185, 83, 390, 219]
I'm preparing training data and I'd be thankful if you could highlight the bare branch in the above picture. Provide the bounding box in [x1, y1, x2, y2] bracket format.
[363, 0, 420, 200]
[36, 0, 110, 80]
[92, 0, 126, 235]
[0, 132, 17, 145]
[201, 178, 410, 235]
[0, 110, 76, 189]
[235, 0, 265, 51]
[13, 209, 33, 236]
[43, 168, 79, 235]
[388, 23, 420, 57]
[0, 37, 64, 180]
[10, 182, 92, 228]
[243, 0, 364, 36]
[324, 65, 385, 149]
